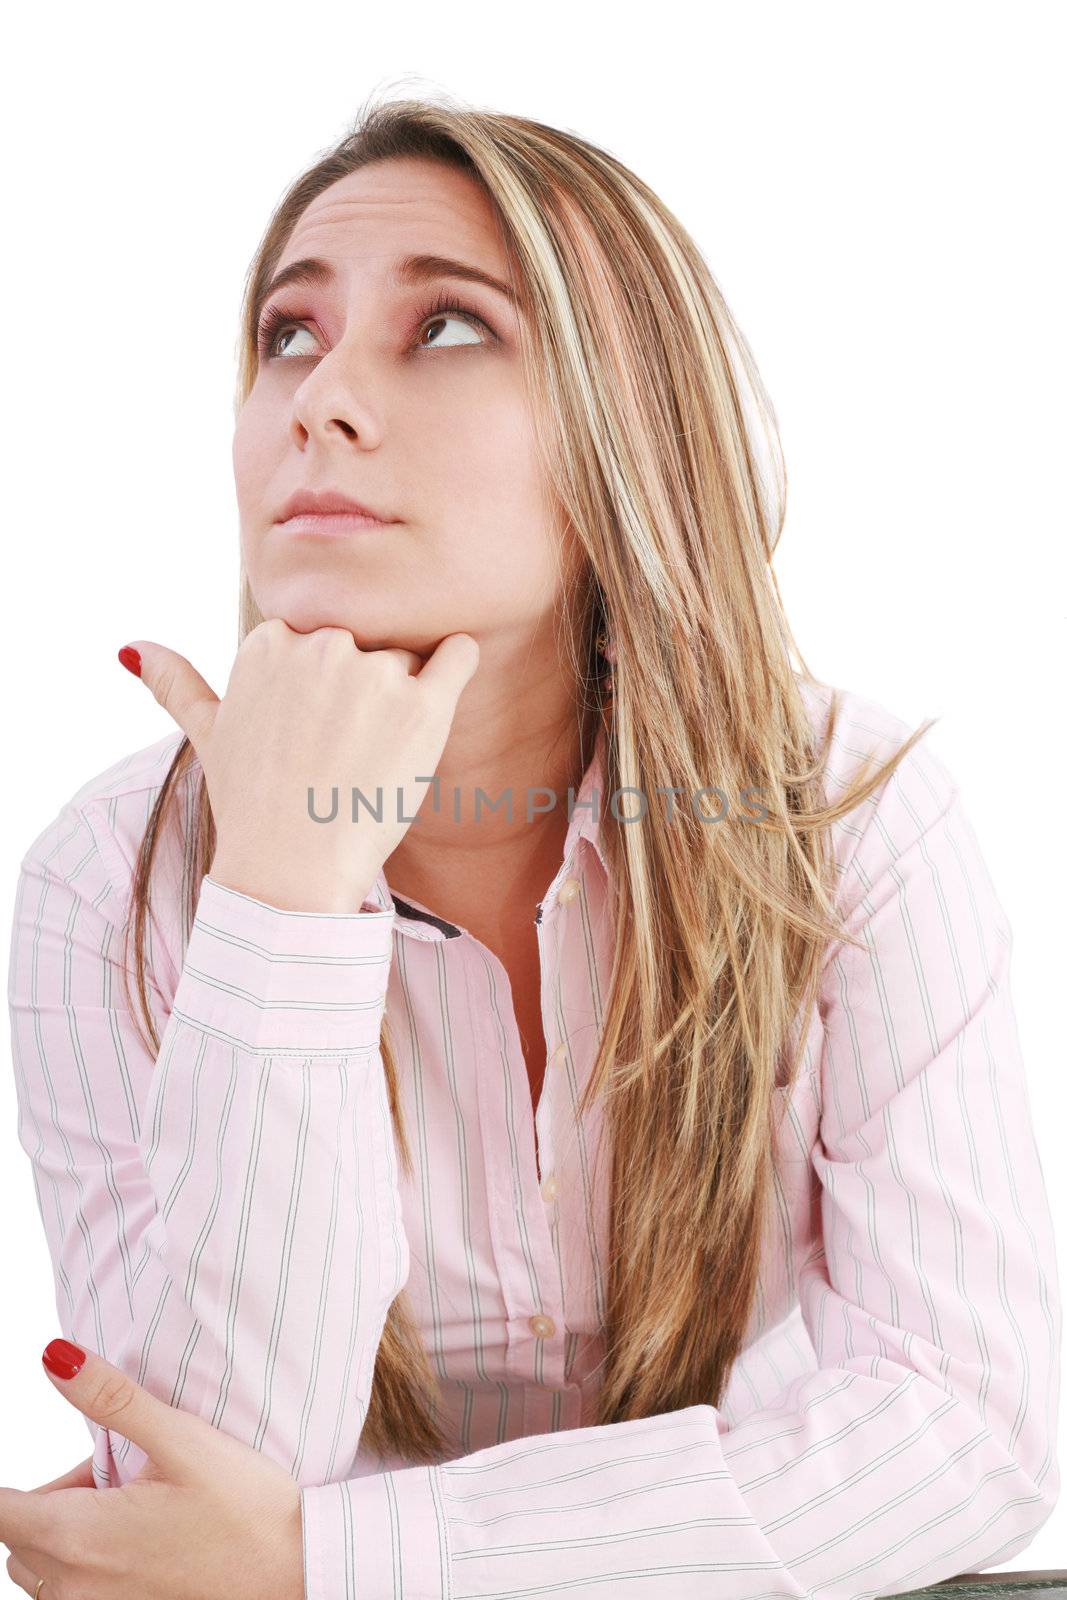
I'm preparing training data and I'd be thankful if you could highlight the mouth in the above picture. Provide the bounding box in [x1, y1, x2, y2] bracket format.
[277, 485, 399, 522]
[277, 510, 396, 536]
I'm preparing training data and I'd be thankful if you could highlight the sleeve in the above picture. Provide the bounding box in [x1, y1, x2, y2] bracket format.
[6, 795, 405, 1491]
[297, 745, 1062, 1600]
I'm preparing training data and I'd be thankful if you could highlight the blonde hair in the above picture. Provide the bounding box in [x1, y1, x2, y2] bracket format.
[122, 91, 935, 1465]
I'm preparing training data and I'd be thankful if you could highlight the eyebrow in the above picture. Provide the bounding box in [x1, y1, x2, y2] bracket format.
[254, 252, 519, 327]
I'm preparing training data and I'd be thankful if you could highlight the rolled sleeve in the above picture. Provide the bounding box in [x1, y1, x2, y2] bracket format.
[301, 1462, 450, 1600]
[171, 873, 396, 1055]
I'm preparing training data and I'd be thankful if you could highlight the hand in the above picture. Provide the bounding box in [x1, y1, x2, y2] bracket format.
[122, 619, 481, 911]
[0, 1339, 304, 1600]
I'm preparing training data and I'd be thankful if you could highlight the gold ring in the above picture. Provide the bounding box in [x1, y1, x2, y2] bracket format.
[33, 1581, 45, 1600]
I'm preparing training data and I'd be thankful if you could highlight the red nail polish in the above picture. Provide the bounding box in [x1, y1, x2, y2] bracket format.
[42, 1338, 86, 1379]
[118, 646, 141, 677]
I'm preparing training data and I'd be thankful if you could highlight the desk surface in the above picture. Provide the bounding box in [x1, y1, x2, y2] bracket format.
[885, 1574, 1067, 1597]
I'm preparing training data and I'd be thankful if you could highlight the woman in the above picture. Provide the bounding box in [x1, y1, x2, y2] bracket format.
[7, 96, 1060, 1598]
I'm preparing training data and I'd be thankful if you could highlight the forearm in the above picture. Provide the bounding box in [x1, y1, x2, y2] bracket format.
[9, 811, 405, 1491]
[108, 873, 404, 1485]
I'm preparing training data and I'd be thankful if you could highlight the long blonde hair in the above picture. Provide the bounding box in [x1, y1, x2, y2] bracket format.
[122, 92, 935, 1465]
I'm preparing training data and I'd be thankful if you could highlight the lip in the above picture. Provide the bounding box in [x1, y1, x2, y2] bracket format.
[276, 487, 398, 525]
[281, 511, 395, 537]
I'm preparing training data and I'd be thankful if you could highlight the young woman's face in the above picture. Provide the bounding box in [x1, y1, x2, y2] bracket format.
[233, 156, 576, 657]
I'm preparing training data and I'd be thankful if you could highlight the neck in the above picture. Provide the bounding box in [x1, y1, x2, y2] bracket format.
[383, 651, 601, 933]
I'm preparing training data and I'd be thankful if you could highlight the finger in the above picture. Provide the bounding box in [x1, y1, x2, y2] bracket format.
[3, 1532, 62, 1591]
[387, 647, 430, 676]
[37, 1341, 215, 1488]
[120, 639, 220, 752]
[27, 1455, 95, 1495]
[311, 631, 424, 676]
[414, 632, 481, 697]
[5, 1548, 45, 1595]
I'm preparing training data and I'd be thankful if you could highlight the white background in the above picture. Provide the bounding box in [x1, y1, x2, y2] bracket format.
[2, 0, 1064, 1575]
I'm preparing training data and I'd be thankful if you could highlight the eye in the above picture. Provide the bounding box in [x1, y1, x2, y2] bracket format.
[255, 291, 496, 362]
[412, 291, 494, 351]
[256, 305, 317, 361]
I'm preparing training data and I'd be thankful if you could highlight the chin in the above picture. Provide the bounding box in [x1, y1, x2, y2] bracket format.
[249, 578, 359, 634]
[251, 593, 419, 651]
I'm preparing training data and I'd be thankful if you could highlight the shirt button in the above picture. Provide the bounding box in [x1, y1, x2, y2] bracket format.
[557, 877, 581, 906]
[528, 1314, 556, 1339]
[541, 1173, 558, 1201]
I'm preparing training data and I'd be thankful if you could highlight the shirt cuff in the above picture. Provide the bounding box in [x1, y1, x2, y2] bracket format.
[169, 873, 396, 1055]
[300, 1462, 450, 1600]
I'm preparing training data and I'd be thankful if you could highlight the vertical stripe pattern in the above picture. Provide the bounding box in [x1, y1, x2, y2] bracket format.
[5, 683, 1060, 1598]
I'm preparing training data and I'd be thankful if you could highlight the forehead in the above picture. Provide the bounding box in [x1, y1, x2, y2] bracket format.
[276, 157, 507, 279]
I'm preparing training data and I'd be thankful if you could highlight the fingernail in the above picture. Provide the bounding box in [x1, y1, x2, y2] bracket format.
[42, 1338, 86, 1379]
[118, 646, 141, 678]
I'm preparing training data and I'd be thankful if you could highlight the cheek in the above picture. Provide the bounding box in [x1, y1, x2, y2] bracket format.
[421, 382, 547, 524]
[431, 466, 564, 624]
[232, 398, 282, 508]
[406, 382, 557, 586]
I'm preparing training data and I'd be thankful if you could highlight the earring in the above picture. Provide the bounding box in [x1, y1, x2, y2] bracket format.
[595, 630, 616, 667]
[595, 630, 615, 712]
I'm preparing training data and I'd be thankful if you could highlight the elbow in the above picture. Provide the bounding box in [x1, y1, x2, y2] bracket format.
[982, 1346, 1062, 1537]
[1032, 1449, 1061, 1526]
[1014, 1377, 1062, 1529]
[997, 1434, 1061, 1559]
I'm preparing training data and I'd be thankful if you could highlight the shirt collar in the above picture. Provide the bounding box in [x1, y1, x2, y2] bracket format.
[563, 715, 610, 874]
[367, 718, 611, 941]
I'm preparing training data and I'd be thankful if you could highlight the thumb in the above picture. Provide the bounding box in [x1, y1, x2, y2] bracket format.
[39, 1338, 216, 1485]
[119, 639, 220, 755]
[416, 631, 481, 699]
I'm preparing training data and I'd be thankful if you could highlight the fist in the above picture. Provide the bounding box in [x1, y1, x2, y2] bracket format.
[121, 620, 480, 910]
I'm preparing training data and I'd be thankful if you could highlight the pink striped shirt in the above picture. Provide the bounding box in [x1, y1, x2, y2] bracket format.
[6, 678, 1060, 1599]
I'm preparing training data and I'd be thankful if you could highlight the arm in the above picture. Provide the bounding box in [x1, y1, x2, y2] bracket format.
[7, 793, 403, 1490]
[298, 746, 1061, 1599]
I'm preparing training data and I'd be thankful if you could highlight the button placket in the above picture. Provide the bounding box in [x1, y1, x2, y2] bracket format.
[474, 918, 562, 1384]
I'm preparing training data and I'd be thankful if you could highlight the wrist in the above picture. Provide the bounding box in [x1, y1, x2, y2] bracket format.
[208, 854, 381, 914]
